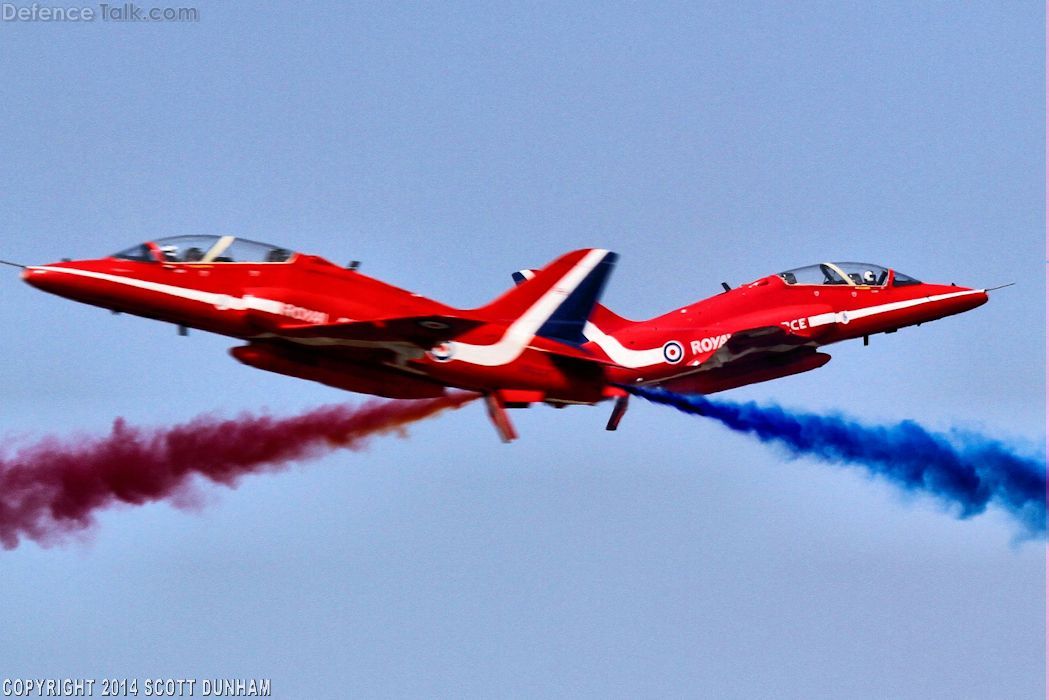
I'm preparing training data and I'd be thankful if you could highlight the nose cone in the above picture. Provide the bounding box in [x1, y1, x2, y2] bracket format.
[22, 265, 52, 289]
[919, 284, 989, 322]
[22, 265, 66, 295]
[21, 262, 95, 302]
[968, 288, 989, 310]
[946, 286, 988, 313]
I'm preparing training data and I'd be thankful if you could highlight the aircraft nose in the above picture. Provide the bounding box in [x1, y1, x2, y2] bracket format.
[955, 287, 989, 311]
[22, 266, 46, 286]
[21, 264, 81, 298]
[22, 265, 57, 292]
[932, 285, 988, 318]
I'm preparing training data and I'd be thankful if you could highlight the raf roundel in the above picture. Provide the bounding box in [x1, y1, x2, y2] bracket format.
[429, 342, 455, 362]
[662, 340, 684, 364]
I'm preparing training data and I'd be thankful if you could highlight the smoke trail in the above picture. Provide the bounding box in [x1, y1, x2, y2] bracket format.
[626, 386, 1046, 538]
[0, 393, 476, 549]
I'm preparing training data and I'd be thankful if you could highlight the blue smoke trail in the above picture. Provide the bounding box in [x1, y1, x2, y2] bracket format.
[625, 386, 1046, 538]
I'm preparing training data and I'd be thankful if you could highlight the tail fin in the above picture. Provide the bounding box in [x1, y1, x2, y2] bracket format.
[510, 263, 630, 343]
[476, 248, 618, 346]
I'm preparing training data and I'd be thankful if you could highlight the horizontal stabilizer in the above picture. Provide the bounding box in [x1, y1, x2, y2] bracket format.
[529, 335, 618, 366]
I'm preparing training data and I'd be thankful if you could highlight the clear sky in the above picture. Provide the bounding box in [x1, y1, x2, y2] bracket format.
[0, 3, 1044, 698]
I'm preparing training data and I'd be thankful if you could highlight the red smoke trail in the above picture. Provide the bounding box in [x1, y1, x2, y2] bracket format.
[0, 393, 477, 549]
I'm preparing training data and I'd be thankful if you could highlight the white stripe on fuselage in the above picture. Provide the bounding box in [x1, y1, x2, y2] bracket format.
[804, 288, 985, 327]
[28, 265, 287, 314]
[582, 322, 665, 369]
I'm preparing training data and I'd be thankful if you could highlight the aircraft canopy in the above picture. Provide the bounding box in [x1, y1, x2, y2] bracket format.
[113, 235, 296, 264]
[777, 262, 920, 287]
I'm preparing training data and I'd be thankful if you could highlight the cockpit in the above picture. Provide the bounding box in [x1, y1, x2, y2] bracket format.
[112, 235, 296, 264]
[778, 262, 920, 287]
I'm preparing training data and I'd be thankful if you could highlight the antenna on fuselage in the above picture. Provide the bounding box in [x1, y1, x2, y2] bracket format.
[346, 260, 360, 270]
[720, 282, 731, 292]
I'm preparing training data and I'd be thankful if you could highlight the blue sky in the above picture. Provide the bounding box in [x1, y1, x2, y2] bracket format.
[0, 3, 1043, 698]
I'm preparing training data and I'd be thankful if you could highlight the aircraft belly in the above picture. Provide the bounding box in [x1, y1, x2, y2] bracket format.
[660, 350, 831, 394]
[231, 344, 447, 399]
[416, 352, 606, 401]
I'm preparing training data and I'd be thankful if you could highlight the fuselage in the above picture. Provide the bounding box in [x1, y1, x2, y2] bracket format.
[593, 267, 988, 392]
[21, 241, 616, 402]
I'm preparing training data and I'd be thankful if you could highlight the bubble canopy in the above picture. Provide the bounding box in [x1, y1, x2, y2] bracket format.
[777, 262, 920, 287]
[112, 235, 296, 264]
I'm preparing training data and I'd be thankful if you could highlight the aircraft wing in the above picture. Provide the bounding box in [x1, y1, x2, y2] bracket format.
[702, 324, 825, 370]
[274, 314, 484, 348]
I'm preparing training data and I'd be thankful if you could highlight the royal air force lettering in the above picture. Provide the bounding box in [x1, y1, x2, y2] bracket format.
[689, 334, 730, 356]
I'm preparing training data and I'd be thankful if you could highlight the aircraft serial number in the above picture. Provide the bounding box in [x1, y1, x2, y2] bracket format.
[281, 303, 329, 324]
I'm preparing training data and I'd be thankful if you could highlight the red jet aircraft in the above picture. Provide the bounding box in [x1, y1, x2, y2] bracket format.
[15, 236, 989, 440]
